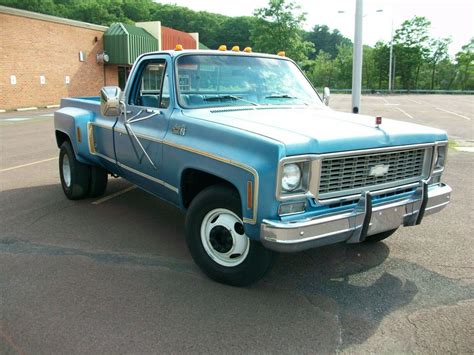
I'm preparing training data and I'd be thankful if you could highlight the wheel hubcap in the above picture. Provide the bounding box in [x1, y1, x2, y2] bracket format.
[209, 226, 233, 253]
[201, 208, 250, 267]
[62, 153, 71, 187]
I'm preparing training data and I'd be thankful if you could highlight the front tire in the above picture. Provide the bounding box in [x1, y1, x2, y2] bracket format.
[185, 185, 276, 287]
[59, 141, 90, 200]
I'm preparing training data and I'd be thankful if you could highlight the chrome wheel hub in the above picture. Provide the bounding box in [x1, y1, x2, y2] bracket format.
[201, 208, 250, 267]
[62, 153, 71, 187]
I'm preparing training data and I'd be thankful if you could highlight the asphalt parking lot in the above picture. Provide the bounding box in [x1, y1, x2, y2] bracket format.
[1, 94, 473, 353]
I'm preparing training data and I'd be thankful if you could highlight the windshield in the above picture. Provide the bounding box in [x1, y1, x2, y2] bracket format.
[176, 54, 323, 108]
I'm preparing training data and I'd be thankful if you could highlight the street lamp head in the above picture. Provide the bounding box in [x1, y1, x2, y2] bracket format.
[337, 10, 345, 14]
[376, 9, 384, 12]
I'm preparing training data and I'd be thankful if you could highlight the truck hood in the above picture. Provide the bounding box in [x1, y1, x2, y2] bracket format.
[184, 106, 448, 155]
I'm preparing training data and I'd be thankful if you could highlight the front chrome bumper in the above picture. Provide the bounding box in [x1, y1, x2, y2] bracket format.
[261, 182, 452, 252]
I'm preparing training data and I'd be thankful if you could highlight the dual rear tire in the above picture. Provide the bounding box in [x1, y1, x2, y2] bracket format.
[59, 141, 108, 200]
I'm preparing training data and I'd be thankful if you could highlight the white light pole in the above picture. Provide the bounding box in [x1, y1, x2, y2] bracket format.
[351, 0, 363, 114]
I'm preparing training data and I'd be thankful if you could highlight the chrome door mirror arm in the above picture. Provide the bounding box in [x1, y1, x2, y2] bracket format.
[119, 101, 158, 169]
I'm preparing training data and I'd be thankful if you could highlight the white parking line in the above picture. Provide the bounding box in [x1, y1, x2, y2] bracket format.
[0, 157, 56, 172]
[436, 108, 471, 121]
[407, 98, 422, 104]
[394, 107, 414, 119]
[455, 147, 474, 153]
[2, 115, 53, 122]
[3, 117, 33, 122]
[92, 186, 137, 205]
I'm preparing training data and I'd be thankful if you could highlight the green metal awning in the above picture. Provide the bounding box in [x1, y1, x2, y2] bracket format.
[104, 23, 158, 65]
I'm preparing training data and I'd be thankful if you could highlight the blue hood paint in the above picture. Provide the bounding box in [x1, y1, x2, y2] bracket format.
[184, 106, 448, 155]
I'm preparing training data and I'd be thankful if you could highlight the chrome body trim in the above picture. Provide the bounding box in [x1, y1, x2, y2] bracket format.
[261, 182, 451, 252]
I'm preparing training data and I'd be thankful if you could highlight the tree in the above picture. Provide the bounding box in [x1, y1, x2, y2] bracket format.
[250, 0, 314, 62]
[362, 45, 376, 89]
[393, 16, 431, 90]
[334, 43, 352, 88]
[372, 41, 390, 89]
[427, 37, 451, 89]
[220, 16, 257, 49]
[437, 59, 457, 90]
[455, 38, 474, 90]
[307, 51, 338, 88]
[304, 25, 351, 59]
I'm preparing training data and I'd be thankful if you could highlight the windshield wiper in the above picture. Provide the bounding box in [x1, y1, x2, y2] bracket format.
[265, 94, 308, 105]
[265, 94, 298, 99]
[203, 95, 259, 106]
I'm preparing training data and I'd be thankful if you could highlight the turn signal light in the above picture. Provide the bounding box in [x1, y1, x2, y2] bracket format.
[279, 202, 306, 216]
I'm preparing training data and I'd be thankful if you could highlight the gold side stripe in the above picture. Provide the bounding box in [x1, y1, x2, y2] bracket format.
[90, 122, 259, 224]
[116, 162, 179, 193]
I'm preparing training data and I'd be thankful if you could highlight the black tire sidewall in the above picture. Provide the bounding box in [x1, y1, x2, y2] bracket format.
[185, 185, 275, 287]
[59, 141, 90, 200]
[59, 143, 73, 197]
[89, 166, 108, 197]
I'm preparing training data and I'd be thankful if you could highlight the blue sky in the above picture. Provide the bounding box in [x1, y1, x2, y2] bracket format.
[158, 0, 473, 56]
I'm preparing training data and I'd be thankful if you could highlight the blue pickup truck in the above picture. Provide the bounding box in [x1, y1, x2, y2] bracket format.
[54, 49, 451, 286]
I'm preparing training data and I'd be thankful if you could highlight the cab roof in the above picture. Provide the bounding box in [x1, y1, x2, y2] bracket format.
[139, 49, 291, 61]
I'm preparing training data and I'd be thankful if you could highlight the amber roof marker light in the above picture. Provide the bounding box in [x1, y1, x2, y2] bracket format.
[218, 45, 227, 51]
[277, 51, 285, 57]
[243, 47, 252, 53]
[232, 45, 240, 52]
[175, 44, 183, 51]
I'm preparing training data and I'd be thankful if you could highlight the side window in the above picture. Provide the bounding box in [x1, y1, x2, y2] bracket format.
[133, 61, 166, 108]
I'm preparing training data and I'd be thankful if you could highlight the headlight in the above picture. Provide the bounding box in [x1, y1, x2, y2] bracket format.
[281, 163, 302, 191]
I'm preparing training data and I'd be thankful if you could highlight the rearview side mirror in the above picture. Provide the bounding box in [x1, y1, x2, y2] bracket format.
[323, 87, 331, 106]
[100, 86, 121, 116]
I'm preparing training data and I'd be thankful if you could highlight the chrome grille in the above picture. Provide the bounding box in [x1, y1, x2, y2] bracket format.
[318, 148, 427, 197]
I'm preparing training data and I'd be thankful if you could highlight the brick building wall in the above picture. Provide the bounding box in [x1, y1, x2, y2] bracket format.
[0, 11, 117, 110]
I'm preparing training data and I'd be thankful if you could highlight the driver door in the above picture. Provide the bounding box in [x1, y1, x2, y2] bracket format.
[114, 56, 171, 195]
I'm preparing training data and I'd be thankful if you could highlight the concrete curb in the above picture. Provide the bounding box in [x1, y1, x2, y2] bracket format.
[46, 104, 60, 109]
[16, 107, 38, 112]
[0, 109, 6, 113]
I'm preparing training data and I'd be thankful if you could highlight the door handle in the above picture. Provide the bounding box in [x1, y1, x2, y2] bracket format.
[145, 108, 162, 114]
